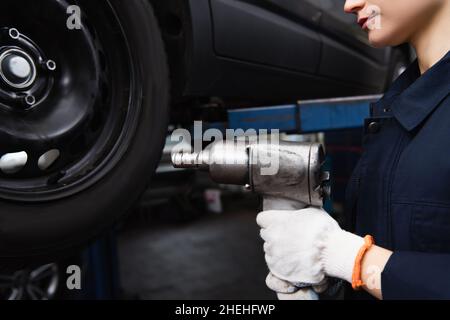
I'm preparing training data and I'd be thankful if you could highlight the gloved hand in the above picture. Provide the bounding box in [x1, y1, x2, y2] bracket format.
[265, 272, 328, 300]
[257, 207, 365, 287]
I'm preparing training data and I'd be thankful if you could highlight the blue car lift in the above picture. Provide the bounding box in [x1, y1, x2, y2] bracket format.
[86, 95, 381, 299]
[227, 95, 381, 133]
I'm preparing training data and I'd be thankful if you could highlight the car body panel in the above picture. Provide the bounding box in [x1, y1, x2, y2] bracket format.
[154, 0, 397, 105]
[211, 0, 321, 74]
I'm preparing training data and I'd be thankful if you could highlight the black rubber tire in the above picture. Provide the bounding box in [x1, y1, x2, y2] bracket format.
[0, 0, 169, 263]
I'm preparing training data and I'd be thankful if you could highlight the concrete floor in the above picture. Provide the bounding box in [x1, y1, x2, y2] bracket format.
[118, 197, 276, 300]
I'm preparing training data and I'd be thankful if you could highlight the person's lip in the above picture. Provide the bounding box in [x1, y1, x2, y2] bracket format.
[357, 16, 369, 29]
[358, 14, 379, 30]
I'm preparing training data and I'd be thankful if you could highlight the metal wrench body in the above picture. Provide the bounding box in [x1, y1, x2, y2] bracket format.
[172, 140, 330, 300]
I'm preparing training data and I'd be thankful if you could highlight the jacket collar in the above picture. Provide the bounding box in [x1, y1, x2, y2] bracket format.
[377, 50, 450, 132]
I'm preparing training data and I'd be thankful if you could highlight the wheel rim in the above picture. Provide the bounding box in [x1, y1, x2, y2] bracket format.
[0, 263, 59, 300]
[0, 0, 140, 202]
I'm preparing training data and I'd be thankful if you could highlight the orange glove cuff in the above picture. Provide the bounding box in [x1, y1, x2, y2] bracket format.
[351, 235, 375, 290]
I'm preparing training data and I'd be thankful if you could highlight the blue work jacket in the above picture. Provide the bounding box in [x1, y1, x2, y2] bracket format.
[345, 50, 450, 299]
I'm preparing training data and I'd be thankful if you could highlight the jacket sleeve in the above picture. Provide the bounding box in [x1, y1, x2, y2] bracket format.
[382, 251, 450, 299]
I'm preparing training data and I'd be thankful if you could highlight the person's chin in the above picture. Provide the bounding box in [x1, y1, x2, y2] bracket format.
[367, 31, 391, 49]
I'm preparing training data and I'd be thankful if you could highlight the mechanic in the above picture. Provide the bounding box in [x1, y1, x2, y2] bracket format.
[257, 0, 450, 300]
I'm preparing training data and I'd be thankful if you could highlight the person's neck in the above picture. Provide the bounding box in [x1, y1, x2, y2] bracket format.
[410, 5, 450, 74]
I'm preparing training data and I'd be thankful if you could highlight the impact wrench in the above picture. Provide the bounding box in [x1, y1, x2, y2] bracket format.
[172, 139, 330, 300]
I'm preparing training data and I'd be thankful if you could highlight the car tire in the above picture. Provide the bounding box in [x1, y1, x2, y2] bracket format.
[0, 0, 169, 265]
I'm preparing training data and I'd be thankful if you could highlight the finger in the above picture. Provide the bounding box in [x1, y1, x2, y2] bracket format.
[256, 211, 288, 228]
[277, 288, 319, 300]
[313, 278, 329, 294]
[264, 253, 275, 267]
[259, 228, 269, 241]
[263, 242, 271, 254]
[265, 273, 298, 294]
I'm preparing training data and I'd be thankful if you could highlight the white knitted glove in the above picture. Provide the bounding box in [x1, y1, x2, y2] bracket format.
[257, 207, 365, 286]
[265, 273, 328, 300]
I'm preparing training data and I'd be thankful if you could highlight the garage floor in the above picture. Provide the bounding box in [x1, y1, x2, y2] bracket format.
[118, 196, 276, 300]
